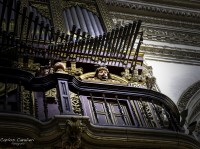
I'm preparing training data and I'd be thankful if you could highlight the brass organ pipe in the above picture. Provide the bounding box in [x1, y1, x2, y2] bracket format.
[82, 8, 95, 37]
[75, 6, 88, 34]
[88, 11, 100, 36]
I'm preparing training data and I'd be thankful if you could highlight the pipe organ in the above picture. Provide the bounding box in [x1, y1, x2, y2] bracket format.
[0, 0, 143, 72]
[0, 1, 200, 149]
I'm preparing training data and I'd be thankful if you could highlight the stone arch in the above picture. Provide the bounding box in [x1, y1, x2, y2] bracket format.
[177, 80, 200, 112]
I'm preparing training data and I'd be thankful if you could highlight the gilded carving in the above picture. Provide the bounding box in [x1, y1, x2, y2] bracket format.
[66, 62, 83, 76]
[80, 66, 128, 85]
[62, 119, 82, 149]
[70, 92, 81, 115]
[121, 65, 157, 91]
[21, 87, 34, 115]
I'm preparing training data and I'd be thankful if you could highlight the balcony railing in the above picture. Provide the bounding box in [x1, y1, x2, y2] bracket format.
[0, 66, 181, 132]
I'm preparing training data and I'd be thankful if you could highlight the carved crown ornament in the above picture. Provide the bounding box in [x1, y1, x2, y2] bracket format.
[105, 0, 200, 19]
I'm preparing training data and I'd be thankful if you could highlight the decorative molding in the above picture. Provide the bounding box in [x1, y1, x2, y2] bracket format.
[177, 81, 200, 112]
[189, 101, 200, 123]
[105, 0, 200, 19]
[49, 0, 65, 32]
[62, 0, 98, 15]
[62, 119, 82, 149]
[141, 45, 200, 66]
[110, 12, 200, 46]
[96, 0, 114, 32]
[30, 2, 51, 19]
[110, 12, 200, 30]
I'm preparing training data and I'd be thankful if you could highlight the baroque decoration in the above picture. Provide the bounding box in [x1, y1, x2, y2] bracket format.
[79, 66, 128, 85]
[62, 119, 82, 149]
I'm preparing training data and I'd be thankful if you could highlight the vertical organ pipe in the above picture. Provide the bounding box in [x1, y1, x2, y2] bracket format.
[63, 11, 70, 33]
[70, 7, 80, 31]
[88, 11, 100, 36]
[66, 8, 74, 31]
[75, 6, 88, 34]
[94, 15, 104, 35]
[82, 8, 95, 37]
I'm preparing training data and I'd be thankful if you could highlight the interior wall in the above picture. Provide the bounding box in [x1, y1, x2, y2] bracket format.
[145, 59, 200, 104]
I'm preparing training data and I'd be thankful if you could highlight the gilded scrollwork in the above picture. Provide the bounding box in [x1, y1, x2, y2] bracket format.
[70, 92, 81, 115]
[21, 87, 34, 115]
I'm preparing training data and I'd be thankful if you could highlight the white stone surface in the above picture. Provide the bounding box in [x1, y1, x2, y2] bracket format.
[146, 60, 200, 104]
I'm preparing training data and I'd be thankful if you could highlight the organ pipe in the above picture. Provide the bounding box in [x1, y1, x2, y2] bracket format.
[63, 11, 70, 33]
[94, 15, 104, 35]
[66, 8, 74, 31]
[70, 7, 81, 31]
[88, 11, 100, 36]
[75, 6, 88, 34]
[82, 8, 95, 37]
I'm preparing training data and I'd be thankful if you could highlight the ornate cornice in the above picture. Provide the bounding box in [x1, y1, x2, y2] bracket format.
[177, 81, 200, 112]
[110, 12, 200, 47]
[111, 12, 200, 29]
[141, 45, 200, 65]
[105, 0, 200, 19]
